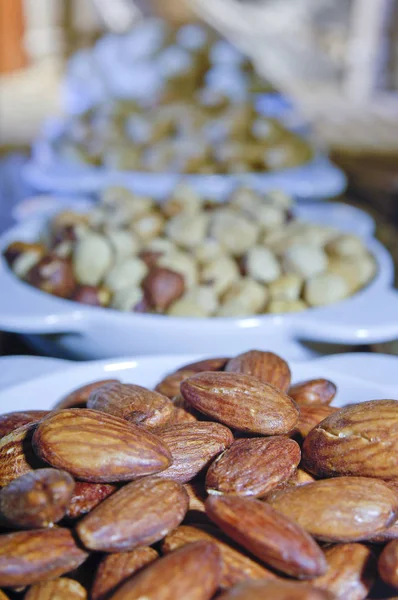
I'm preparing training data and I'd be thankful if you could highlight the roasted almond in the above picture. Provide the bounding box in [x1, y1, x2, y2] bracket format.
[155, 422, 233, 483]
[109, 541, 221, 600]
[25, 577, 87, 600]
[76, 477, 188, 552]
[225, 350, 291, 392]
[289, 379, 337, 406]
[0, 411, 48, 439]
[217, 580, 335, 600]
[205, 494, 327, 579]
[303, 400, 398, 479]
[181, 372, 299, 435]
[269, 477, 398, 542]
[184, 482, 207, 513]
[178, 357, 229, 373]
[0, 468, 75, 528]
[32, 409, 172, 482]
[66, 482, 118, 519]
[379, 539, 398, 589]
[92, 547, 159, 600]
[87, 382, 174, 429]
[155, 369, 200, 399]
[206, 437, 301, 497]
[264, 469, 316, 501]
[168, 406, 198, 425]
[0, 423, 43, 487]
[54, 380, 119, 409]
[0, 528, 88, 587]
[295, 405, 338, 438]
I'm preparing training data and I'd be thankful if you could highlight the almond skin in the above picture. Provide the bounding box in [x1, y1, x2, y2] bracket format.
[109, 541, 221, 600]
[184, 482, 207, 513]
[269, 476, 398, 542]
[205, 495, 327, 579]
[289, 379, 337, 406]
[92, 547, 159, 600]
[181, 372, 299, 435]
[168, 406, 198, 425]
[0, 468, 75, 528]
[312, 544, 376, 600]
[161, 525, 276, 589]
[206, 437, 301, 498]
[32, 409, 172, 482]
[76, 477, 189, 552]
[24, 577, 87, 600]
[0, 411, 48, 439]
[0, 528, 88, 587]
[155, 357, 228, 399]
[66, 482, 118, 519]
[142, 267, 185, 311]
[0, 423, 43, 487]
[87, 382, 174, 429]
[54, 380, 119, 409]
[217, 580, 335, 600]
[178, 357, 229, 373]
[225, 350, 291, 392]
[379, 539, 398, 588]
[295, 405, 338, 438]
[155, 422, 233, 483]
[303, 400, 398, 479]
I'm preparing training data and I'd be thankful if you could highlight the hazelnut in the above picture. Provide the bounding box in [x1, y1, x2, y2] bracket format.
[166, 213, 208, 249]
[142, 267, 185, 311]
[269, 274, 303, 302]
[267, 299, 308, 313]
[26, 255, 76, 298]
[71, 285, 112, 307]
[104, 258, 148, 292]
[304, 273, 350, 307]
[283, 243, 328, 279]
[73, 233, 113, 286]
[201, 256, 240, 297]
[246, 246, 281, 283]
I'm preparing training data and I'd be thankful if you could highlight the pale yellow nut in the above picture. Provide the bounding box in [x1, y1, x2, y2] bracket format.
[267, 299, 308, 313]
[159, 250, 198, 288]
[145, 237, 177, 255]
[265, 189, 293, 209]
[112, 285, 144, 312]
[73, 233, 113, 286]
[132, 212, 165, 242]
[53, 240, 73, 259]
[268, 273, 303, 301]
[326, 233, 368, 258]
[222, 277, 268, 313]
[104, 257, 148, 292]
[13, 250, 43, 279]
[217, 300, 257, 317]
[106, 229, 140, 263]
[165, 213, 208, 249]
[246, 246, 281, 284]
[201, 256, 240, 297]
[257, 204, 286, 231]
[328, 254, 377, 293]
[283, 243, 328, 279]
[211, 209, 259, 256]
[229, 186, 262, 216]
[304, 272, 350, 307]
[162, 183, 203, 217]
[182, 286, 219, 316]
[51, 210, 89, 232]
[194, 239, 225, 265]
[101, 187, 153, 217]
[167, 298, 208, 317]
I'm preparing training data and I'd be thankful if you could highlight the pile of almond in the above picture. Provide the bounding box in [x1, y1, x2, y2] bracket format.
[0, 349, 398, 599]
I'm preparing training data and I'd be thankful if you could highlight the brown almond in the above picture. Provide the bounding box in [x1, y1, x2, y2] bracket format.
[92, 547, 159, 600]
[0, 591, 9, 599]
[154, 358, 227, 399]
[32, 409, 172, 482]
[184, 482, 207, 513]
[178, 357, 229, 373]
[0, 528, 88, 587]
[295, 405, 338, 438]
[205, 495, 327, 579]
[379, 539, 398, 588]
[289, 379, 337, 406]
[303, 400, 398, 479]
[0, 411, 48, 439]
[109, 541, 221, 600]
[54, 380, 119, 409]
[0, 423, 43, 487]
[264, 469, 316, 501]
[66, 482, 118, 519]
[142, 267, 185, 310]
[312, 543, 376, 600]
[162, 525, 276, 589]
[269, 477, 398, 542]
[25, 577, 87, 600]
[0, 468, 74, 528]
[168, 405, 198, 425]
[87, 382, 174, 429]
[155, 422, 233, 483]
[76, 477, 188, 552]
[206, 437, 301, 498]
[217, 580, 335, 600]
[225, 350, 291, 392]
[181, 372, 299, 435]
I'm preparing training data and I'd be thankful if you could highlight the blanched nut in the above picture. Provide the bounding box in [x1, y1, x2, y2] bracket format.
[211, 210, 259, 256]
[26, 255, 76, 298]
[106, 230, 140, 263]
[326, 233, 367, 259]
[101, 187, 154, 219]
[71, 285, 112, 307]
[159, 251, 198, 289]
[73, 233, 113, 286]
[257, 204, 286, 231]
[105, 258, 148, 292]
[265, 189, 293, 210]
[142, 267, 185, 311]
[246, 246, 281, 284]
[218, 277, 268, 316]
[166, 213, 208, 249]
[267, 299, 308, 313]
[229, 187, 262, 216]
[328, 254, 376, 292]
[50, 211, 89, 234]
[4, 242, 46, 278]
[283, 243, 328, 279]
[194, 239, 225, 265]
[168, 286, 218, 317]
[112, 285, 144, 312]
[268, 273, 303, 302]
[145, 238, 177, 256]
[132, 212, 165, 242]
[201, 256, 240, 297]
[162, 183, 202, 217]
[304, 272, 350, 307]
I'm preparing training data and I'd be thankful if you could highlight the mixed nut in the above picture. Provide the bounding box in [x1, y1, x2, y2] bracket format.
[0, 348, 398, 598]
[3, 185, 377, 317]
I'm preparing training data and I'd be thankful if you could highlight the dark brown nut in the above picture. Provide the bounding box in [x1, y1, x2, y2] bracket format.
[66, 482, 118, 519]
[0, 528, 88, 587]
[205, 495, 327, 579]
[302, 400, 398, 479]
[171, 395, 200, 422]
[108, 541, 221, 600]
[295, 405, 338, 438]
[225, 350, 291, 392]
[142, 267, 185, 311]
[162, 525, 276, 590]
[87, 382, 174, 429]
[217, 580, 335, 600]
[205, 437, 301, 498]
[139, 250, 163, 269]
[155, 422, 234, 483]
[184, 482, 207, 514]
[289, 379, 337, 406]
[268, 476, 398, 542]
[312, 543, 376, 600]
[76, 478, 189, 552]
[25, 255, 76, 298]
[379, 539, 398, 588]
[155, 369, 199, 399]
[0, 423, 43, 487]
[24, 577, 87, 600]
[32, 409, 172, 482]
[0, 468, 75, 528]
[71, 285, 112, 307]
[168, 406, 198, 425]
[178, 357, 230, 373]
[0, 411, 48, 438]
[0, 591, 9, 599]
[181, 372, 299, 435]
[54, 380, 119, 410]
[91, 547, 159, 600]
[3, 241, 45, 268]
[264, 469, 317, 501]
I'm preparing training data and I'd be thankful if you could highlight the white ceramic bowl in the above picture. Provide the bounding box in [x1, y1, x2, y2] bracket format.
[0, 201, 397, 361]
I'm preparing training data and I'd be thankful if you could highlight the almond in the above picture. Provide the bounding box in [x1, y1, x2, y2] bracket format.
[217, 580, 335, 600]
[168, 405, 198, 425]
[379, 539, 398, 588]
[24, 577, 87, 600]
[205, 495, 327, 579]
[109, 541, 221, 600]
[76, 477, 188, 552]
[225, 350, 291, 392]
[32, 409, 172, 482]
[0, 468, 75, 528]
[184, 482, 207, 513]
[54, 380, 119, 409]
[92, 547, 159, 600]
[206, 437, 301, 497]
[0, 528, 88, 587]
[312, 544, 376, 600]
[269, 477, 398, 542]
[0, 423, 43, 487]
[295, 405, 338, 438]
[181, 372, 299, 435]
[0, 411, 48, 439]
[161, 525, 276, 589]
[155, 369, 201, 399]
[289, 379, 337, 406]
[66, 482, 118, 519]
[155, 422, 233, 483]
[178, 357, 229, 373]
